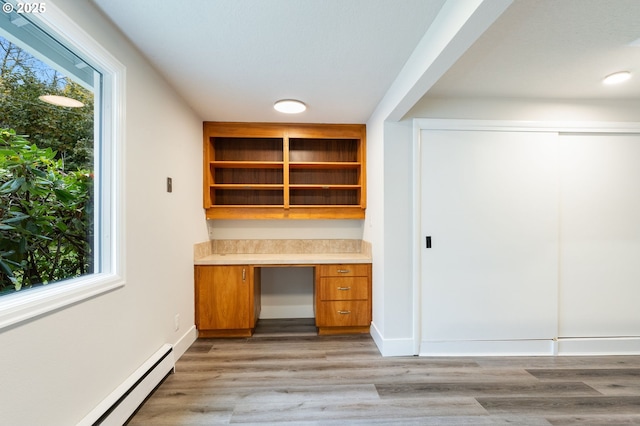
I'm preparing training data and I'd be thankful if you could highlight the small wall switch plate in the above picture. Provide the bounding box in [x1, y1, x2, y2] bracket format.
[167, 177, 173, 193]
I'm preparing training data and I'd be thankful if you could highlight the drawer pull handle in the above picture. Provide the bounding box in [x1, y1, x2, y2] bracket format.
[338, 310, 351, 315]
[337, 269, 350, 274]
[337, 287, 351, 291]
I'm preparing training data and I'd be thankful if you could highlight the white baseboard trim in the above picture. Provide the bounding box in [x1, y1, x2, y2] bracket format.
[419, 339, 555, 356]
[557, 336, 640, 355]
[174, 325, 197, 360]
[78, 343, 174, 426]
[259, 305, 314, 319]
[370, 322, 415, 357]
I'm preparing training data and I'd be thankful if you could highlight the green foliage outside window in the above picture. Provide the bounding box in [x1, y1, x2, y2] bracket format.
[0, 37, 94, 294]
[0, 129, 93, 292]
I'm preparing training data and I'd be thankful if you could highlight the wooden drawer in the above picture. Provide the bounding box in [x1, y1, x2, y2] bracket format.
[318, 277, 369, 301]
[316, 301, 370, 327]
[317, 264, 370, 277]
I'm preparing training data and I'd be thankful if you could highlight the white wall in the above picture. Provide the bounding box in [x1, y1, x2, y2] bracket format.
[382, 122, 414, 340]
[208, 219, 363, 240]
[0, 1, 207, 424]
[408, 97, 640, 122]
[363, 118, 385, 346]
[260, 267, 315, 319]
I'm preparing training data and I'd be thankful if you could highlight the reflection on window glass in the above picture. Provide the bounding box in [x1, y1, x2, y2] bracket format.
[0, 22, 96, 295]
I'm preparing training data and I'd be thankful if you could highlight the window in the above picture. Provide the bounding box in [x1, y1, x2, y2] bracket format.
[0, 1, 125, 328]
[0, 21, 96, 292]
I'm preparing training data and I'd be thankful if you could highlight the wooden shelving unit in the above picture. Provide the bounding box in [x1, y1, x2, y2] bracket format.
[203, 122, 366, 219]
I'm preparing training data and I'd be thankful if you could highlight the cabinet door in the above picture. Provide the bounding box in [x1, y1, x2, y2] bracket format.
[195, 265, 251, 330]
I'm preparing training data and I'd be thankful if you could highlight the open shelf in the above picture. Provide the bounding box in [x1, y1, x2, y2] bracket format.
[203, 122, 366, 219]
[213, 137, 283, 162]
[289, 138, 359, 162]
[290, 188, 361, 206]
[212, 188, 284, 206]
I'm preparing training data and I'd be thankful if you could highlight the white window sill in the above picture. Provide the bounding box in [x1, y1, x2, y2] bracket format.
[0, 274, 125, 330]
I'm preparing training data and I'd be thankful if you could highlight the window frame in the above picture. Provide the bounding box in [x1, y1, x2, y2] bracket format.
[0, 0, 126, 329]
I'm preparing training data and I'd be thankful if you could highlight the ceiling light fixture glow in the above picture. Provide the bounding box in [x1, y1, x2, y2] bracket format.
[39, 95, 85, 108]
[603, 71, 631, 85]
[274, 99, 306, 114]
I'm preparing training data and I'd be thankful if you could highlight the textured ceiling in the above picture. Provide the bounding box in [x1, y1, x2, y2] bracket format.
[93, 0, 640, 124]
[92, 0, 445, 123]
[426, 0, 640, 100]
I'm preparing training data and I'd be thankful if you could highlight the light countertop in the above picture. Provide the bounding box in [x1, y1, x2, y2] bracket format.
[194, 239, 372, 265]
[195, 252, 371, 265]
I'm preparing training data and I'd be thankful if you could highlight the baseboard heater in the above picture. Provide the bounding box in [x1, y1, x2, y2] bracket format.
[78, 344, 175, 426]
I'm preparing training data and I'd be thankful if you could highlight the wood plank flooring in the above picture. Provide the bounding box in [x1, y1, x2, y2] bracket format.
[127, 319, 640, 425]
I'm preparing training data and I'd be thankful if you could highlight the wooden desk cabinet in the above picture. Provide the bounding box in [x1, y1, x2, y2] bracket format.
[315, 264, 372, 335]
[194, 265, 261, 337]
[195, 263, 371, 337]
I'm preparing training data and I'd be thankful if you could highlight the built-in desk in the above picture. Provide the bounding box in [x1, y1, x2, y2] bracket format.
[194, 240, 372, 337]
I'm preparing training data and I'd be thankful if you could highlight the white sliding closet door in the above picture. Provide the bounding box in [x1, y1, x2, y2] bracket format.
[559, 133, 640, 338]
[420, 130, 559, 351]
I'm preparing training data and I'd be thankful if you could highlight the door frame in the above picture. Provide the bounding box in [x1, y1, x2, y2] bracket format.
[411, 119, 640, 356]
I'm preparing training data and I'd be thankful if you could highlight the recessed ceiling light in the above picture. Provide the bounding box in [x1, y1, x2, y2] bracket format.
[38, 95, 85, 108]
[602, 71, 631, 85]
[274, 99, 306, 114]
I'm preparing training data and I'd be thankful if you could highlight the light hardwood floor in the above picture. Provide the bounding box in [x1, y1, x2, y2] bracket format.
[127, 319, 640, 425]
